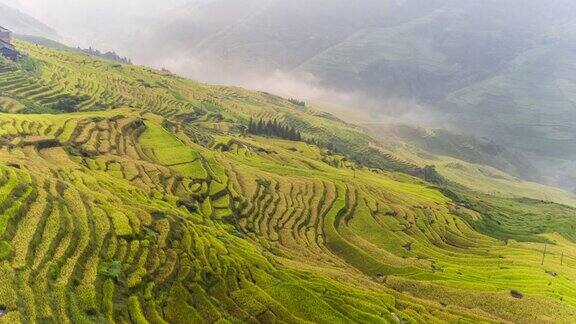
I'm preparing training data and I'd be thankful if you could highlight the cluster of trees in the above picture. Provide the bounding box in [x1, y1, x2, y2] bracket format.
[420, 165, 445, 184]
[288, 98, 306, 107]
[248, 118, 302, 141]
[306, 137, 338, 153]
[80, 47, 132, 64]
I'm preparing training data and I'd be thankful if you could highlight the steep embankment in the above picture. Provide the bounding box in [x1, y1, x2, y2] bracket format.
[0, 41, 575, 323]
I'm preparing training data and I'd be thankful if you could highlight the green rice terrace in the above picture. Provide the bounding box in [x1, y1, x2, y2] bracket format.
[0, 40, 575, 323]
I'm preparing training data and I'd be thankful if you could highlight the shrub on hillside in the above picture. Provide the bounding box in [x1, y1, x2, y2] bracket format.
[53, 97, 79, 112]
[98, 260, 124, 282]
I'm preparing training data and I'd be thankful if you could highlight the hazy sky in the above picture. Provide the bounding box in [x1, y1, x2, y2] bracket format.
[2, 0, 190, 47]
[0, 0, 450, 124]
[5, 0, 188, 18]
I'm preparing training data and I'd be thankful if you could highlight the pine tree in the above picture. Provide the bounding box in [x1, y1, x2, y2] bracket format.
[247, 117, 303, 142]
[265, 120, 272, 136]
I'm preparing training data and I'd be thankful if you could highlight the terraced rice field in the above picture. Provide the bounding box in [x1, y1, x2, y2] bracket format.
[0, 40, 575, 323]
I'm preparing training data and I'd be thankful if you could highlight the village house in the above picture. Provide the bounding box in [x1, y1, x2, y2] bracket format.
[0, 26, 22, 60]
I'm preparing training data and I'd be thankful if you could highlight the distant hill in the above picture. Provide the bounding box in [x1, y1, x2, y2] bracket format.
[142, 0, 576, 190]
[366, 123, 543, 183]
[153, 0, 438, 72]
[0, 2, 58, 39]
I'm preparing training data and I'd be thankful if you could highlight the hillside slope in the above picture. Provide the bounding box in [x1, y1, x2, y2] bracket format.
[119, 0, 576, 191]
[0, 41, 575, 323]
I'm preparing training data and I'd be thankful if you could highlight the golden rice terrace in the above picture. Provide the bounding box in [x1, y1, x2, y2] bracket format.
[0, 40, 574, 323]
